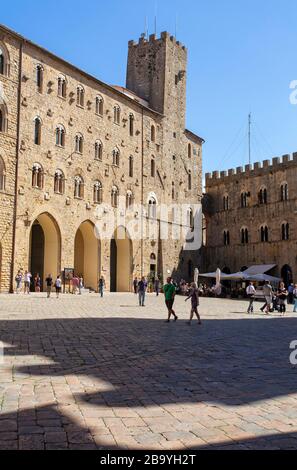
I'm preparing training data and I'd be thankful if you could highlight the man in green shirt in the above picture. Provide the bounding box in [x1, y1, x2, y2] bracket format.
[163, 277, 178, 323]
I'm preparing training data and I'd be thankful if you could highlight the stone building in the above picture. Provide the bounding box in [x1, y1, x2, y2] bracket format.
[0, 24, 203, 292]
[204, 154, 297, 284]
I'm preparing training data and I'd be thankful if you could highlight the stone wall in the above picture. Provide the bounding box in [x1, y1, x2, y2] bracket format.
[0, 30, 20, 291]
[204, 155, 297, 279]
[0, 25, 203, 292]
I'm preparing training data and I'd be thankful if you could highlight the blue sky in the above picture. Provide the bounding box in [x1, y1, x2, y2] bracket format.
[2, 0, 297, 174]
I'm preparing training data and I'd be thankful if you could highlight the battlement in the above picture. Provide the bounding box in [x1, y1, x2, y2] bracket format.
[128, 31, 187, 52]
[205, 152, 297, 185]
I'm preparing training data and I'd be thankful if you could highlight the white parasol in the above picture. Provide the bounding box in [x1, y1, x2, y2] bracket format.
[194, 268, 199, 287]
[214, 268, 222, 296]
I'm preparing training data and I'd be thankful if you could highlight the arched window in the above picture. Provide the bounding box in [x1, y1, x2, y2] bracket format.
[77, 85, 85, 107]
[241, 228, 249, 244]
[34, 117, 42, 145]
[223, 230, 230, 246]
[151, 158, 155, 177]
[129, 113, 134, 136]
[188, 170, 192, 190]
[32, 163, 44, 189]
[281, 222, 289, 241]
[0, 47, 4, 75]
[95, 140, 103, 160]
[96, 96, 104, 116]
[172, 181, 175, 199]
[129, 155, 134, 177]
[0, 104, 8, 133]
[151, 125, 156, 142]
[36, 64, 43, 93]
[126, 190, 134, 209]
[187, 208, 194, 231]
[281, 183, 289, 202]
[0, 156, 6, 191]
[148, 196, 157, 219]
[58, 75, 67, 98]
[75, 134, 83, 153]
[111, 186, 119, 208]
[54, 169, 64, 194]
[93, 180, 102, 204]
[0, 109, 3, 132]
[241, 192, 248, 208]
[259, 187, 267, 205]
[74, 175, 84, 199]
[260, 225, 269, 242]
[223, 195, 229, 211]
[0, 45, 9, 76]
[114, 105, 120, 124]
[112, 148, 120, 166]
[188, 143, 192, 158]
[55, 125, 65, 147]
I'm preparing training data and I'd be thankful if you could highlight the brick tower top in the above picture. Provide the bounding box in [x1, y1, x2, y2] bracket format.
[126, 32, 187, 128]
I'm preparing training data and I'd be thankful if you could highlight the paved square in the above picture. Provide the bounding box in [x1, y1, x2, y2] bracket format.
[0, 292, 297, 450]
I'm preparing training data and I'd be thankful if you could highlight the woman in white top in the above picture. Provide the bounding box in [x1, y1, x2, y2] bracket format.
[55, 275, 62, 298]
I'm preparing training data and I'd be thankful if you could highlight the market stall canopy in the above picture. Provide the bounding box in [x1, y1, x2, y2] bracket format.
[244, 265, 276, 275]
[201, 265, 280, 283]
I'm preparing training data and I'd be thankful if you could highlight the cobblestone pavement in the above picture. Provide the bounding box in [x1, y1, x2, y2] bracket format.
[0, 292, 297, 450]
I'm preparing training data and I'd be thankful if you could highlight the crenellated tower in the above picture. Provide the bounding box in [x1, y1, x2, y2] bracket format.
[126, 32, 187, 129]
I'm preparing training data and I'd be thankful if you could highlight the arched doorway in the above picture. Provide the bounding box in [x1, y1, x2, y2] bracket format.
[110, 226, 132, 292]
[74, 221, 100, 291]
[29, 213, 61, 291]
[150, 253, 157, 281]
[281, 265, 293, 287]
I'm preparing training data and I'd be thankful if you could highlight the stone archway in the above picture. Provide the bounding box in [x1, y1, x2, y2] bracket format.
[29, 213, 61, 291]
[281, 264, 293, 288]
[110, 226, 132, 292]
[74, 220, 100, 291]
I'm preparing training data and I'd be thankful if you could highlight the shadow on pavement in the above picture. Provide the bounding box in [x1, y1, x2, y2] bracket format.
[0, 315, 297, 449]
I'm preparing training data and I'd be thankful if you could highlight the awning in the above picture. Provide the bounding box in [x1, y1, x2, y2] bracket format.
[244, 265, 276, 275]
[200, 266, 279, 283]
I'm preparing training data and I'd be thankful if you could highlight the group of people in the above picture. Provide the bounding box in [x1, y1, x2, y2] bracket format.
[132, 276, 201, 325]
[246, 280, 297, 315]
[15, 270, 63, 298]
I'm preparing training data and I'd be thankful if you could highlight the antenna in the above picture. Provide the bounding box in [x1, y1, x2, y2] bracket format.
[175, 13, 177, 38]
[248, 112, 251, 165]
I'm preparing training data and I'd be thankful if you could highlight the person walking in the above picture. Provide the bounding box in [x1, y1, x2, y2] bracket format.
[185, 282, 201, 325]
[163, 277, 178, 323]
[137, 277, 146, 306]
[45, 274, 53, 298]
[34, 273, 41, 293]
[78, 276, 84, 295]
[133, 277, 138, 294]
[15, 270, 22, 294]
[246, 281, 256, 314]
[55, 275, 62, 298]
[72, 275, 79, 295]
[288, 283, 294, 305]
[98, 276, 105, 298]
[277, 282, 288, 316]
[293, 284, 297, 313]
[23, 270, 32, 294]
[260, 281, 273, 314]
[154, 277, 160, 296]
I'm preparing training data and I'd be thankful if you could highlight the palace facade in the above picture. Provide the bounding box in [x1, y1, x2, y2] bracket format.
[204, 154, 297, 284]
[0, 24, 203, 292]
